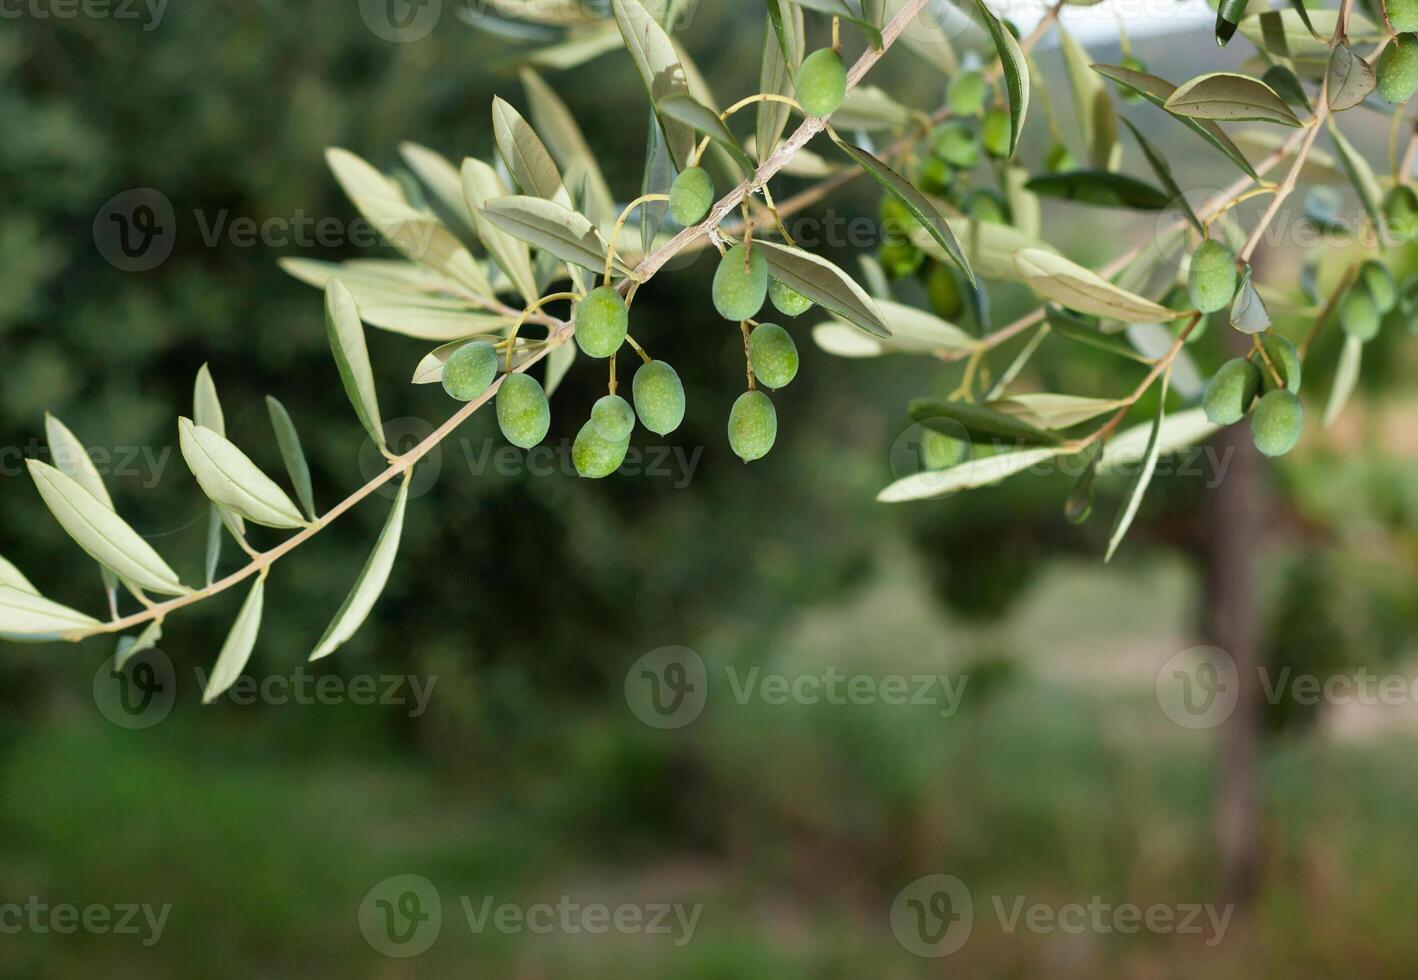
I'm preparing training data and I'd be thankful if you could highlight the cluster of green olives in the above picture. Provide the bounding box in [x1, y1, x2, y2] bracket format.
[1203, 336, 1304, 458]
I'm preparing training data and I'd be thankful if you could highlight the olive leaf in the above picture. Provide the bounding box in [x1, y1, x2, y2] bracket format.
[812, 299, 972, 357]
[1230, 267, 1271, 334]
[325, 280, 386, 452]
[0, 555, 38, 595]
[1045, 309, 1155, 363]
[544, 338, 576, 396]
[829, 86, 914, 132]
[1104, 373, 1169, 562]
[178, 419, 309, 530]
[491, 97, 571, 207]
[1092, 64, 1258, 179]
[398, 141, 479, 242]
[1327, 119, 1386, 239]
[265, 396, 317, 522]
[325, 148, 492, 298]
[1322, 334, 1363, 427]
[655, 93, 755, 171]
[877, 447, 1065, 503]
[1230, 129, 1344, 183]
[43, 413, 126, 600]
[1098, 408, 1217, 474]
[1119, 118, 1203, 232]
[519, 68, 617, 227]
[757, 2, 803, 163]
[973, 0, 1029, 158]
[910, 398, 1064, 446]
[114, 618, 162, 669]
[1239, 10, 1379, 61]
[989, 393, 1125, 430]
[639, 107, 674, 255]
[0, 585, 103, 643]
[193, 364, 248, 584]
[1065, 444, 1103, 524]
[1058, 24, 1118, 171]
[1326, 45, 1375, 112]
[1214, 0, 1247, 46]
[461, 157, 540, 305]
[1024, 170, 1171, 210]
[482, 195, 630, 275]
[792, 0, 882, 47]
[1014, 249, 1175, 323]
[1165, 72, 1303, 126]
[310, 476, 410, 662]
[911, 218, 1056, 283]
[755, 241, 889, 338]
[610, 0, 698, 170]
[27, 459, 188, 596]
[1262, 65, 1311, 112]
[202, 576, 265, 704]
[831, 136, 973, 284]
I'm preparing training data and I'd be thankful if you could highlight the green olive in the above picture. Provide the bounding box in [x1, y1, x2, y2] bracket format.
[797, 48, 847, 117]
[631, 359, 685, 435]
[769, 278, 813, 316]
[947, 70, 986, 116]
[1250, 389, 1304, 457]
[728, 390, 777, 462]
[669, 166, 714, 226]
[574, 285, 629, 357]
[1392, 0, 1418, 31]
[1383, 185, 1418, 242]
[1360, 260, 1397, 313]
[495, 373, 551, 449]
[963, 190, 1008, 224]
[879, 240, 925, 279]
[1202, 357, 1261, 426]
[924, 263, 963, 320]
[748, 323, 798, 389]
[441, 341, 498, 402]
[1376, 34, 1418, 103]
[591, 393, 635, 441]
[980, 108, 1011, 158]
[712, 243, 768, 321]
[1187, 240, 1238, 314]
[1044, 143, 1077, 173]
[1341, 287, 1380, 342]
[1260, 334, 1302, 393]
[932, 121, 980, 169]
[572, 419, 630, 479]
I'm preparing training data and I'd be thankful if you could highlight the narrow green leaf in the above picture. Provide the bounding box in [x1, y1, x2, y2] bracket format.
[178, 419, 308, 530]
[831, 136, 974, 285]
[656, 93, 755, 171]
[1058, 25, 1117, 170]
[794, 0, 882, 47]
[610, 0, 698, 170]
[491, 97, 571, 207]
[397, 141, 479, 241]
[1105, 374, 1169, 562]
[43, 413, 124, 599]
[1025, 169, 1171, 210]
[202, 576, 266, 704]
[518, 68, 616, 226]
[1323, 334, 1363, 427]
[1215, 0, 1246, 46]
[1326, 45, 1375, 112]
[203, 505, 222, 587]
[877, 448, 1064, 502]
[1119, 118, 1203, 232]
[0, 585, 102, 643]
[1327, 119, 1386, 240]
[114, 619, 163, 670]
[755, 241, 889, 338]
[265, 396, 317, 521]
[1261, 65, 1311, 112]
[482, 195, 629, 275]
[1229, 267, 1271, 334]
[310, 476, 410, 662]
[1165, 72, 1303, 127]
[757, 4, 803, 163]
[1014, 248, 1176, 322]
[27, 460, 187, 596]
[989, 393, 1125, 430]
[974, 0, 1029, 158]
[193, 364, 248, 578]
[910, 398, 1064, 446]
[325, 279, 386, 451]
[0, 555, 38, 595]
[461, 157, 539, 305]
[1046, 309, 1155, 363]
[1065, 444, 1103, 524]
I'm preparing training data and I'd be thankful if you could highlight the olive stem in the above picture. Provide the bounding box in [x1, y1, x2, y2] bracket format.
[740, 320, 757, 390]
[504, 292, 579, 371]
[1300, 260, 1357, 358]
[625, 334, 653, 365]
[1248, 334, 1285, 389]
[604, 193, 670, 285]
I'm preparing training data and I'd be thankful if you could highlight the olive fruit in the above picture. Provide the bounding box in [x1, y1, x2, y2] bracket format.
[575, 285, 629, 357]
[948, 70, 986, 116]
[1260, 334, 1302, 393]
[591, 393, 635, 441]
[769, 278, 813, 316]
[669, 166, 713, 226]
[1341, 286, 1380, 342]
[924, 263, 963, 319]
[632, 359, 685, 435]
[495, 373, 551, 448]
[1250, 389, 1304, 457]
[920, 430, 966, 470]
[728, 390, 777, 462]
[932, 122, 980, 169]
[880, 195, 921, 243]
[963, 190, 1007, 224]
[1044, 143, 1077, 173]
[712, 243, 768, 321]
[1376, 34, 1418, 103]
[748, 323, 798, 389]
[1187, 239, 1238, 314]
[572, 420, 630, 479]
[1383, 185, 1418, 242]
[1202, 357, 1261, 426]
[1392, 0, 1418, 31]
[441, 341, 498, 401]
[1360, 260, 1397, 313]
[797, 48, 847, 117]
[880, 240, 925, 279]
[917, 156, 954, 195]
[980, 108, 1011, 158]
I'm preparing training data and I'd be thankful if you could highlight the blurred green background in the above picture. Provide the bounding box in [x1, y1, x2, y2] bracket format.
[2, 2, 1418, 976]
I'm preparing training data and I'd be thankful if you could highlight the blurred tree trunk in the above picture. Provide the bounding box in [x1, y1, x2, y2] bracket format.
[1202, 358, 1265, 906]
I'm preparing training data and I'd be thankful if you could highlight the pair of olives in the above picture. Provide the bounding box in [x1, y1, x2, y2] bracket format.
[442, 344, 554, 449]
[709, 244, 813, 322]
[1202, 334, 1304, 457]
[1339, 260, 1396, 343]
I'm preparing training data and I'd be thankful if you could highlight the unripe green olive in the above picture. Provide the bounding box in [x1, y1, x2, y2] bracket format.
[963, 190, 1008, 224]
[1392, 0, 1418, 31]
[880, 195, 921, 244]
[495, 372, 551, 449]
[1250, 389, 1304, 457]
[591, 393, 635, 441]
[948, 70, 986, 116]
[712, 243, 768, 321]
[669, 166, 713, 226]
[631, 359, 685, 435]
[1203, 357, 1261, 426]
[1360, 260, 1397, 313]
[981, 108, 1011, 158]
[441, 341, 498, 401]
[879, 240, 925, 279]
[917, 156, 954, 196]
[572, 419, 630, 479]
[1341, 286, 1380, 342]
[1045, 143, 1077, 173]
[769, 277, 813, 316]
[748, 323, 798, 389]
[921, 430, 966, 470]
[797, 48, 847, 117]
[1187, 239, 1238, 314]
[728, 390, 777, 462]
[1376, 34, 1418, 103]
[1383, 185, 1418, 242]
[574, 285, 629, 357]
[932, 121, 980, 169]
[1260, 334, 1302, 393]
[924, 262, 963, 319]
